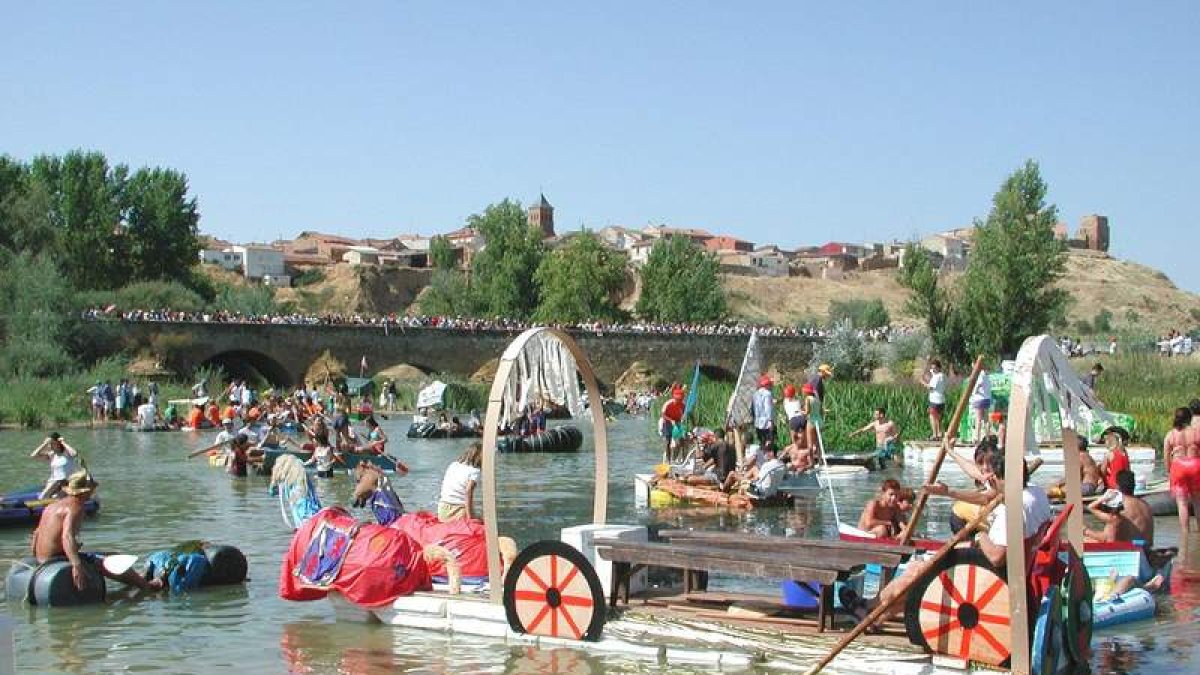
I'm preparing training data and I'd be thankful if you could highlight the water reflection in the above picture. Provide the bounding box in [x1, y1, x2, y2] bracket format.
[1, 418, 1199, 672]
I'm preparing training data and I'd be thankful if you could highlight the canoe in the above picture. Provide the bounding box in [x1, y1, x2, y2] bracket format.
[123, 424, 177, 432]
[825, 452, 885, 470]
[902, 440, 1156, 467]
[649, 477, 792, 510]
[0, 488, 100, 527]
[260, 447, 401, 473]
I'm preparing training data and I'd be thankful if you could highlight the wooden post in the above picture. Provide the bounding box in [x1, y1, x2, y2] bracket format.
[899, 357, 984, 545]
[480, 328, 609, 602]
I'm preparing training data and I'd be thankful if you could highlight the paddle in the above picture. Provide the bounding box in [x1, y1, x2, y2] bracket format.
[100, 554, 139, 576]
[187, 440, 226, 459]
[898, 356, 984, 546]
[805, 488, 1005, 675]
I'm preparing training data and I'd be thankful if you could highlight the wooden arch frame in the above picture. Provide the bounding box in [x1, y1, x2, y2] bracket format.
[1003, 334, 1087, 674]
[480, 328, 610, 600]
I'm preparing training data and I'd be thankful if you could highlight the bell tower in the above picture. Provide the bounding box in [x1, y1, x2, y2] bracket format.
[528, 193, 555, 238]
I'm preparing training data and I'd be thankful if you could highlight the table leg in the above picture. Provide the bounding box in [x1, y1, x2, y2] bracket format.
[818, 583, 832, 632]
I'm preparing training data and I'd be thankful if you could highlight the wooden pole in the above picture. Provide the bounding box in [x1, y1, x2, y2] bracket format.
[804, 489, 1005, 675]
[899, 357, 984, 545]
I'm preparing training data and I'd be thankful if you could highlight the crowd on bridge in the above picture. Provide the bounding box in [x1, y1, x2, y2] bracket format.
[80, 306, 912, 341]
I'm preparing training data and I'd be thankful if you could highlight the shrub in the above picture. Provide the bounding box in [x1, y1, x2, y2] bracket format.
[810, 321, 881, 382]
[17, 403, 44, 429]
[293, 268, 326, 287]
[828, 298, 890, 330]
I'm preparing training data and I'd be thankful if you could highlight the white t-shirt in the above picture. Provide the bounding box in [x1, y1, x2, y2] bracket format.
[439, 461, 481, 505]
[784, 398, 803, 419]
[754, 458, 787, 496]
[927, 372, 946, 405]
[311, 445, 335, 472]
[970, 373, 992, 405]
[743, 444, 765, 470]
[137, 403, 157, 428]
[987, 486, 1053, 546]
[49, 452, 77, 481]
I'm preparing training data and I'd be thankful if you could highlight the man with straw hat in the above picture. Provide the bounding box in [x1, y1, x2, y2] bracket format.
[31, 470, 164, 592]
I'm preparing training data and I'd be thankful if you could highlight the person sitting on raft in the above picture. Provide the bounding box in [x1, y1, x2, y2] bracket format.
[1085, 470, 1166, 598]
[364, 416, 388, 454]
[30, 432, 80, 500]
[688, 429, 739, 492]
[1052, 435, 1104, 498]
[742, 443, 788, 499]
[305, 428, 338, 478]
[848, 406, 900, 466]
[841, 439, 1052, 627]
[438, 442, 482, 522]
[781, 437, 815, 474]
[857, 479, 905, 538]
[32, 470, 163, 593]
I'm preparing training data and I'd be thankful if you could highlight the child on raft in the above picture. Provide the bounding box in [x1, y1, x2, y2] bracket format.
[857, 478, 905, 538]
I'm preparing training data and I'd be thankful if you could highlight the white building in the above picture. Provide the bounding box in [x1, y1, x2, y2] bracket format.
[748, 246, 789, 277]
[233, 245, 290, 287]
[199, 248, 242, 272]
[628, 239, 655, 266]
[341, 245, 382, 266]
[920, 234, 967, 261]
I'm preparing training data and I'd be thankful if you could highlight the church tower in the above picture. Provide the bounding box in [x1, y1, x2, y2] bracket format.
[528, 193, 555, 238]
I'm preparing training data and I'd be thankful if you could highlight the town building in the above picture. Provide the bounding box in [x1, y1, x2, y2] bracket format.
[703, 235, 755, 253]
[1076, 214, 1110, 252]
[233, 245, 290, 286]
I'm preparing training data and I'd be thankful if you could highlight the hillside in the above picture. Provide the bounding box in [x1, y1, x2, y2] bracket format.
[252, 251, 1198, 335]
[723, 250, 1200, 335]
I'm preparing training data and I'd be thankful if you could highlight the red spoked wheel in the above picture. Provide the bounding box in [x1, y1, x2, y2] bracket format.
[905, 549, 1012, 668]
[503, 540, 606, 642]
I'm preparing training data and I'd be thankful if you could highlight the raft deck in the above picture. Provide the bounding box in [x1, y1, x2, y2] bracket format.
[596, 531, 917, 634]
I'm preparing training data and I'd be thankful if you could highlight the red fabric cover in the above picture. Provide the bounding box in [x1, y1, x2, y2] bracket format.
[280, 507, 431, 607]
[390, 511, 491, 578]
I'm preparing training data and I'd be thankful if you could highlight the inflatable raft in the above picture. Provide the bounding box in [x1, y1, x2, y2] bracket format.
[496, 426, 583, 453]
[5, 543, 247, 607]
[405, 422, 482, 439]
[0, 488, 100, 527]
[260, 447, 402, 473]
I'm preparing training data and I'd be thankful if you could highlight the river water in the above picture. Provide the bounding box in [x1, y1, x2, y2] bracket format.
[2, 417, 1199, 673]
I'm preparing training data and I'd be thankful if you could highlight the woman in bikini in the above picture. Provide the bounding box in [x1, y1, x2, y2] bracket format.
[1164, 407, 1200, 540]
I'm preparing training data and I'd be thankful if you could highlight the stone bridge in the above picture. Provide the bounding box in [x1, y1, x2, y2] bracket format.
[86, 321, 820, 389]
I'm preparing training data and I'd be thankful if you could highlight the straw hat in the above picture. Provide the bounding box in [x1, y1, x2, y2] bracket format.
[818, 364, 834, 377]
[63, 470, 97, 496]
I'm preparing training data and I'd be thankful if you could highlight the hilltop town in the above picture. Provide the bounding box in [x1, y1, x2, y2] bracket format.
[197, 195, 1199, 334]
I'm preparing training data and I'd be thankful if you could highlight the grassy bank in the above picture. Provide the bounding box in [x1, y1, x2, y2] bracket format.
[370, 374, 488, 413]
[654, 353, 1198, 452]
[0, 357, 194, 429]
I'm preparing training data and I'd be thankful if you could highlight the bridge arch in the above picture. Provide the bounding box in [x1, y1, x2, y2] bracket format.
[199, 350, 293, 388]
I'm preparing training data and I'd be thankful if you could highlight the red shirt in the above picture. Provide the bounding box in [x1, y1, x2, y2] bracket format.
[661, 399, 684, 423]
[1105, 448, 1130, 489]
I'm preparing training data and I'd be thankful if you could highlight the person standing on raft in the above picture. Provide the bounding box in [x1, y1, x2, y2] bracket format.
[752, 375, 776, 447]
[658, 385, 685, 463]
[437, 442, 482, 522]
[30, 432, 80, 499]
[31, 471, 163, 592]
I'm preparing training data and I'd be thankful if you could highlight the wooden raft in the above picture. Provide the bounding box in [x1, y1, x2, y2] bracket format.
[595, 534, 918, 633]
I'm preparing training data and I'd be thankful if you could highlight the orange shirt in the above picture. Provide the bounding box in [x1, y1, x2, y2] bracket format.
[188, 408, 204, 429]
[661, 399, 684, 423]
[206, 405, 220, 426]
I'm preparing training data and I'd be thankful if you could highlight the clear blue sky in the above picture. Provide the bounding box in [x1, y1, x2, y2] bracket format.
[4, 2, 1198, 290]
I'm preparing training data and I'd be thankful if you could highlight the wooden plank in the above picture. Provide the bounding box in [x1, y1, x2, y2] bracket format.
[655, 535, 909, 567]
[598, 540, 861, 573]
[658, 529, 917, 558]
[595, 543, 844, 584]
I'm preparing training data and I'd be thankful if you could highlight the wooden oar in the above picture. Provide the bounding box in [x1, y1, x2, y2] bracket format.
[805, 489, 1005, 675]
[187, 440, 226, 459]
[898, 356, 984, 545]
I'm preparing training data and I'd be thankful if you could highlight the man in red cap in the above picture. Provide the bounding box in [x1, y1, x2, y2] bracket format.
[658, 385, 686, 462]
[752, 374, 776, 448]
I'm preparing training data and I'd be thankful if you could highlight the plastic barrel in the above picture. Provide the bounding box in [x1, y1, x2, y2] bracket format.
[201, 545, 248, 586]
[16, 558, 107, 606]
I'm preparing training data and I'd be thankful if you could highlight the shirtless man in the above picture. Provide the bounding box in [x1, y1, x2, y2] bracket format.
[849, 407, 900, 465]
[857, 479, 904, 538]
[1054, 435, 1103, 497]
[1085, 470, 1165, 596]
[32, 471, 163, 592]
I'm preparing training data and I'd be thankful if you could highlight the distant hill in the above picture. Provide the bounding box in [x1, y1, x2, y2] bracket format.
[233, 250, 1198, 335]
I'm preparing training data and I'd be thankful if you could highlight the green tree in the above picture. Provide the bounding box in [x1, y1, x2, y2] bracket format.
[466, 199, 545, 317]
[120, 167, 201, 281]
[898, 243, 968, 365]
[419, 268, 473, 316]
[28, 150, 129, 289]
[0, 252, 76, 376]
[1092, 309, 1114, 334]
[534, 231, 628, 322]
[958, 160, 1068, 359]
[429, 235, 457, 271]
[635, 234, 726, 322]
[828, 297, 890, 330]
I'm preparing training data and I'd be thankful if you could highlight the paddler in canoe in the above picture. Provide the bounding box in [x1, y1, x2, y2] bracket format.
[32, 471, 163, 592]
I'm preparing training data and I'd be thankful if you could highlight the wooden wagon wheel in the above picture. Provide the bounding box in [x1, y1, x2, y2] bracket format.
[1031, 585, 1065, 675]
[503, 540, 606, 642]
[1063, 549, 1094, 667]
[905, 549, 1012, 667]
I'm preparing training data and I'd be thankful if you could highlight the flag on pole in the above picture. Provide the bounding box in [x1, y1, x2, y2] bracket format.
[360, 355, 368, 377]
